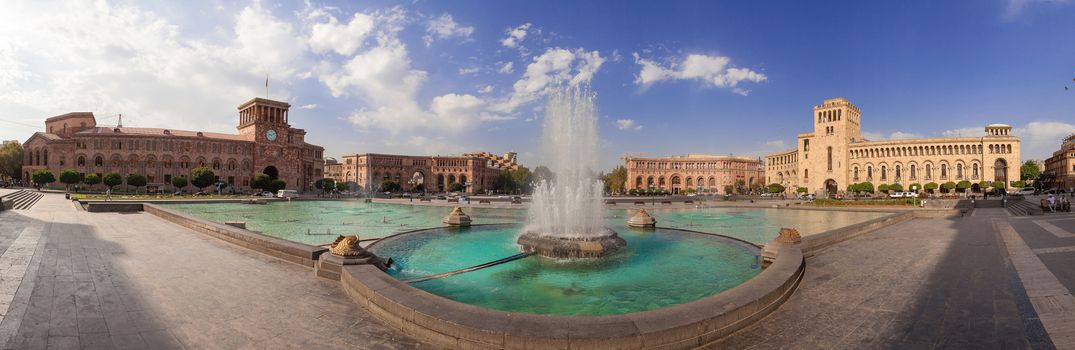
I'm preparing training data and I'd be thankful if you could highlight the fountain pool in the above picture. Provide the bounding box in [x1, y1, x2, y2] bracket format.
[369, 223, 761, 316]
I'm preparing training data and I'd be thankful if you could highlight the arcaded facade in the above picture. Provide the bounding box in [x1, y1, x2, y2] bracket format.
[20, 98, 325, 191]
[765, 98, 1020, 196]
[624, 154, 764, 194]
[330, 152, 518, 193]
[1044, 134, 1075, 191]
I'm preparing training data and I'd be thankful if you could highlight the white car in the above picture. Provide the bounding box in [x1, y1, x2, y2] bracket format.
[905, 192, 919, 198]
[276, 189, 299, 199]
[889, 192, 906, 198]
[1011, 187, 1035, 196]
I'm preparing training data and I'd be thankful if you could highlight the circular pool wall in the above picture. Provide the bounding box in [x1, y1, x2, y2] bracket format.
[342, 225, 805, 349]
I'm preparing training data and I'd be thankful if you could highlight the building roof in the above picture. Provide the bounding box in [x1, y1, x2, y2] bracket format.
[44, 112, 94, 123]
[74, 127, 248, 141]
[986, 123, 1012, 128]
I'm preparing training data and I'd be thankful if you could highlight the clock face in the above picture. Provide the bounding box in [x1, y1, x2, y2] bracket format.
[266, 129, 277, 141]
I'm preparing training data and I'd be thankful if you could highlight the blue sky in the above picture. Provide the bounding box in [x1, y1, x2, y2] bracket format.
[1, 0, 1073, 169]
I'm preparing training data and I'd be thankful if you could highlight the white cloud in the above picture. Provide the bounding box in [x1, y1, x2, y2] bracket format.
[458, 67, 479, 76]
[296, 103, 318, 110]
[1003, 0, 1071, 19]
[497, 61, 514, 74]
[632, 53, 766, 93]
[0, 1, 307, 136]
[615, 119, 642, 131]
[478, 85, 493, 93]
[307, 12, 375, 56]
[430, 93, 486, 131]
[494, 48, 605, 113]
[500, 23, 531, 48]
[763, 140, 789, 150]
[1014, 121, 1075, 160]
[423, 14, 474, 47]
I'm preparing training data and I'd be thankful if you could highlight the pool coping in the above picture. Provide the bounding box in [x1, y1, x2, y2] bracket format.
[344, 226, 804, 349]
[141, 203, 328, 267]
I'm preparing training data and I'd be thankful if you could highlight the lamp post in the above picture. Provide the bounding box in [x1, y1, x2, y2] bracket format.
[911, 184, 919, 207]
[407, 178, 416, 202]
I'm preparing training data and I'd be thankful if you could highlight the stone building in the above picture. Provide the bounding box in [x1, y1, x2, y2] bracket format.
[765, 97, 1021, 196]
[1044, 134, 1075, 191]
[624, 154, 765, 194]
[20, 98, 325, 191]
[330, 152, 518, 193]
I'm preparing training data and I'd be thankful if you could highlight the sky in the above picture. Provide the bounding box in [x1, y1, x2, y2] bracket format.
[1, 0, 1073, 170]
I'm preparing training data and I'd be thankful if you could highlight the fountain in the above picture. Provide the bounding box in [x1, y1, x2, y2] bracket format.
[517, 85, 627, 258]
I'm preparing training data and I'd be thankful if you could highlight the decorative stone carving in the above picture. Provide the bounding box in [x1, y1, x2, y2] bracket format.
[330, 235, 364, 257]
[761, 227, 801, 267]
[774, 227, 802, 244]
[627, 209, 657, 228]
[443, 207, 472, 227]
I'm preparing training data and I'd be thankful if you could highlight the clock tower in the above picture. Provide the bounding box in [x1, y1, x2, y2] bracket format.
[236, 97, 318, 191]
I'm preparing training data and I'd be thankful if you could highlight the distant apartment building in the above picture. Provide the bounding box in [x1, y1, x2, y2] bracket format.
[329, 152, 518, 193]
[765, 98, 1020, 196]
[624, 154, 764, 194]
[1044, 134, 1075, 191]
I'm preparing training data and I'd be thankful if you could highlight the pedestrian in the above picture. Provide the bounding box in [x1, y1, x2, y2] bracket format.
[105, 187, 112, 201]
[1047, 194, 1056, 212]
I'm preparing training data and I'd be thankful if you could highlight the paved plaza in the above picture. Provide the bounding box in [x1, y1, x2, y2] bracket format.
[0, 193, 1073, 349]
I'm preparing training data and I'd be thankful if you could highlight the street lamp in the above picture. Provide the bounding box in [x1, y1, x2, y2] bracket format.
[910, 184, 919, 207]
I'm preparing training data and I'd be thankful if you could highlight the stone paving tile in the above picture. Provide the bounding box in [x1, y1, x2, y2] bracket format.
[0, 194, 423, 349]
[713, 215, 1052, 349]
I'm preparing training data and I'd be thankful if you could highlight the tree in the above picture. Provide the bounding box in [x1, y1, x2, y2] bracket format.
[510, 166, 534, 194]
[172, 176, 188, 192]
[956, 180, 971, 194]
[102, 172, 122, 191]
[492, 172, 516, 194]
[379, 180, 401, 192]
[267, 179, 287, 193]
[889, 183, 904, 192]
[602, 165, 628, 195]
[796, 187, 808, 193]
[941, 181, 957, 193]
[59, 169, 80, 193]
[857, 181, 875, 194]
[907, 183, 923, 193]
[991, 180, 1005, 189]
[533, 166, 554, 184]
[447, 182, 464, 192]
[314, 178, 336, 194]
[734, 179, 747, 194]
[1020, 160, 1041, 181]
[0, 142, 24, 181]
[127, 174, 147, 193]
[190, 167, 215, 191]
[878, 184, 890, 193]
[767, 183, 785, 194]
[723, 185, 734, 194]
[977, 181, 990, 192]
[84, 173, 101, 189]
[31, 169, 55, 190]
[251, 173, 272, 191]
[1012, 180, 1026, 188]
[924, 182, 939, 193]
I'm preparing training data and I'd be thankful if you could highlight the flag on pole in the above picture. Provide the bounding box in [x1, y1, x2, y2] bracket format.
[264, 75, 269, 98]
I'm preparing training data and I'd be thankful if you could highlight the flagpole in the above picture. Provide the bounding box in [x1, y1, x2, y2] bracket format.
[265, 75, 269, 99]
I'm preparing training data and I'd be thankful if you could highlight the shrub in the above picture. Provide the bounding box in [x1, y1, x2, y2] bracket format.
[924, 182, 939, 192]
[991, 180, 1004, 189]
[31, 169, 55, 188]
[878, 184, 890, 193]
[856, 181, 875, 193]
[889, 183, 904, 192]
[796, 187, 807, 193]
[190, 167, 215, 191]
[941, 181, 957, 193]
[103, 172, 122, 190]
[172, 176, 188, 191]
[59, 169, 80, 191]
[127, 174, 147, 193]
[956, 180, 971, 192]
[267, 179, 287, 193]
[907, 183, 922, 192]
[767, 183, 785, 194]
[84, 173, 101, 187]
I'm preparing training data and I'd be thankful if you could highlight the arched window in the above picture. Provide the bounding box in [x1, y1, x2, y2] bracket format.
[941, 164, 948, 179]
[827, 146, 833, 171]
[94, 156, 103, 167]
[957, 164, 964, 179]
[867, 166, 873, 179]
[881, 165, 887, 180]
[853, 167, 859, 181]
[895, 165, 902, 180]
[926, 164, 932, 179]
[973, 163, 979, 179]
[804, 169, 809, 179]
[77, 156, 85, 167]
[910, 164, 917, 180]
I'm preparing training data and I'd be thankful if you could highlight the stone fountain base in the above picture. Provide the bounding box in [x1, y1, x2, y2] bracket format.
[517, 228, 627, 258]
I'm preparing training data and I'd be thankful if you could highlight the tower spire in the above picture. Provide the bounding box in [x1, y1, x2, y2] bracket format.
[117, 113, 123, 128]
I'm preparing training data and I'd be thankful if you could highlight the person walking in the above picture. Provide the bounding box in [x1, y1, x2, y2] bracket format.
[105, 187, 113, 201]
[1047, 194, 1056, 212]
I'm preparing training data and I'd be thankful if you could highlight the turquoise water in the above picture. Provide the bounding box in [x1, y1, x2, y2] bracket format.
[163, 201, 889, 245]
[370, 224, 761, 316]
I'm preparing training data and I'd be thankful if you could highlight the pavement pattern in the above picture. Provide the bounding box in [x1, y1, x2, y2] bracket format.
[0, 193, 424, 349]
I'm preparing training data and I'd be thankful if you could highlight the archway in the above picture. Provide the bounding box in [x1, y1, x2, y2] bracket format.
[994, 159, 1008, 187]
[262, 166, 279, 180]
[824, 179, 838, 197]
[971, 183, 981, 193]
[670, 176, 682, 195]
[410, 171, 425, 192]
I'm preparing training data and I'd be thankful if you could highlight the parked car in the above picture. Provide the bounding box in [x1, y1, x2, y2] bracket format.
[905, 192, 919, 198]
[889, 192, 905, 198]
[276, 190, 299, 199]
[799, 193, 815, 200]
[760, 193, 773, 197]
[1011, 187, 1035, 196]
[436, 195, 447, 200]
[1044, 188, 1067, 195]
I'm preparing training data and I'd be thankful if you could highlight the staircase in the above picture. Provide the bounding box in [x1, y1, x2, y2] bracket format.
[1, 190, 45, 210]
[1005, 198, 1044, 217]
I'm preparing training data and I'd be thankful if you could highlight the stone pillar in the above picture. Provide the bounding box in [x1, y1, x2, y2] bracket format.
[443, 207, 472, 227]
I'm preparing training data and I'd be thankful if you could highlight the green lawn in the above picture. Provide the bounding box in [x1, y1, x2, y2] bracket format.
[808, 198, 917, 206]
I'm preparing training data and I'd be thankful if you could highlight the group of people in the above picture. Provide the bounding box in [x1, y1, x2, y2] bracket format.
[1046, 194, 1072, 213]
